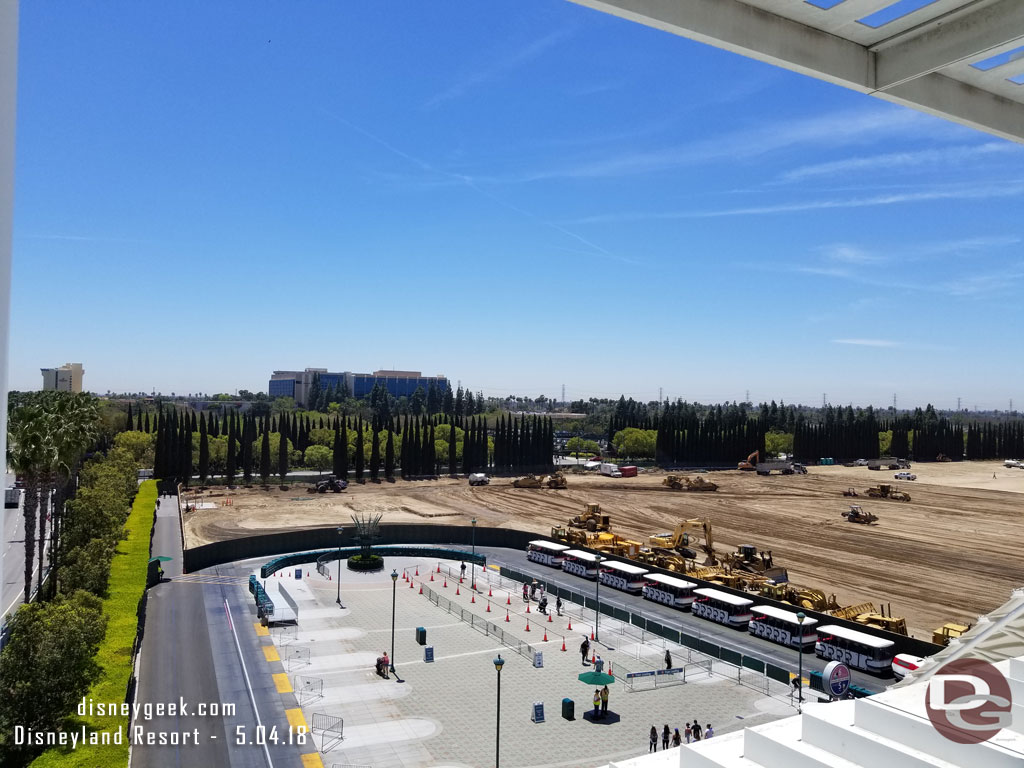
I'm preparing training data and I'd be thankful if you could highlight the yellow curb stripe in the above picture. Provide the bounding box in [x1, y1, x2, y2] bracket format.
[273, 673, 293, 693]
[254, 622, 269, 636]
[262, 645, 280, 662]
[300, 753, 323, 768]
[286, 708, 309, 731]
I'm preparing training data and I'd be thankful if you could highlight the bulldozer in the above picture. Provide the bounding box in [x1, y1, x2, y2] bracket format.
[590, 532, 644, 557]
[933, 621, 972, 646]
[514, 472, 567, 489]
[662, 474, 719, 492]
[865, 484, 911, 502]
[841, 504, 878, 524]
[569, 502, 611, 532]
[852, 604, 908, 635]
[828, 602, 877, 621]
[513, 474, 543, 488]
[308, 475, 348, 493]
[758, 582, 841, 612]
[544, 472, 568, 489]
[726, 544, 788, 581]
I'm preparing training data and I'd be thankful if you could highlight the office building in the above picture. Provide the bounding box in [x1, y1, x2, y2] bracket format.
[269, 368, 448, 407]
[40, 362, 84, 393]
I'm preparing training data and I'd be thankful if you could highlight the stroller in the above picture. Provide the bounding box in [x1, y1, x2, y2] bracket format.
[538, 596, 549, 615]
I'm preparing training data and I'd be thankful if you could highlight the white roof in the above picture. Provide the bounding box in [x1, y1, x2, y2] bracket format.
[528, 540, 569, 552]
[753, 604, 819, 627]
[569, 0, 1024, 144]
[646, 573, 697, 590]
[817, 624, 895, 649]
[563, 549, 601, 562]
[694, 587, 754, 607]
[604, 561, 648, 576]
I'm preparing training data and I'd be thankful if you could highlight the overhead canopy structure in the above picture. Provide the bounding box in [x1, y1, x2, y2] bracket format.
[570, 0, 1024, 143]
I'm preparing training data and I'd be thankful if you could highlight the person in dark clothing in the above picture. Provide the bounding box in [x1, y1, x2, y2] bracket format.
[649, 726, 658, 752]
[538, 596, 548, 615]
[600, 685, 609, 718]
[672, 728, 682, 747]
[691, 720, 702, 741]
[580, 636, 590, 665]
[664, 649, 673, 669]
[556, 595, 563, 616]
[662, 724, 670, 749]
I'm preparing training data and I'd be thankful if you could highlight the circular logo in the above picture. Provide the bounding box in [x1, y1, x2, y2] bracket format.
[925, 658, 1012, 744]
[824, 661, 851, 697]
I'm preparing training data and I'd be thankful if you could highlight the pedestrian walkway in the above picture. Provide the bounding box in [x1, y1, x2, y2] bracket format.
[252, 556, 793, 768]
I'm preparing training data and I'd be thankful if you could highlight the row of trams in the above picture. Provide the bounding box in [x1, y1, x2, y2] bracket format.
[527, 540, 899, 676]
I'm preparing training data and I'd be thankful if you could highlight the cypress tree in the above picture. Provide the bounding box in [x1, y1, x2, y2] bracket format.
[427, 424, 436, 475]
[278, 412, 289, 485]
[226, 416, 237, 487]
[242, 415, 254, 484]
[354, 418, 365, 481]
[332, 421, 343, 477]
[259, 418, 271, 485]
[370, 423, 381, 482]
[144, 411, 150, 433]
[199, 414, 210, 486]
[179, 424, 192, 487]
[385, 420, 395, 479]
[340, 417, 350, 480]
[400, 415, 409, 479]
[448, 417, 457, 476]
[125, 401, 134, 432]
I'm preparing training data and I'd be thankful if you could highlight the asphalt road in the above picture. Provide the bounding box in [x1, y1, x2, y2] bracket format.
[474, 544, 884, 692]
[2, 489, 26, 622]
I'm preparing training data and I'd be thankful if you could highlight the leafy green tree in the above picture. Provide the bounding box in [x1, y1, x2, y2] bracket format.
[410, 386, 426, 415]
[764, 429, 794, 458]
[565, 436, 600, 456]
[61, 538, 117, 597]
[0, 590, 106, 760]
[308, 427, 334, 447]
[113, 429, 154, 466]
[305, 445, 333, 475]
[612, 428, 657, 459]
[271, 396, 296, 414]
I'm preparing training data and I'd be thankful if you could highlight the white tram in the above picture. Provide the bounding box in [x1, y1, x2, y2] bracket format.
[642, 573, 697, 609]
[526, 540, 570, 568]
[748, 604, 818, 650]
[815, 624, 895, 675]
[691, 587, 754, 629]
[599, 561, 649, 594]
[561, 549, 601, 579]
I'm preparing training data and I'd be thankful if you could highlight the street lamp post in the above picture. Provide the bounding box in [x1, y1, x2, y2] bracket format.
[493, 654, 504, 768]
[390, 569, 398, 676]
[796, 611, 806, 711]
[471, 518, 477, 588]
[336, 526, 344, 608]
[594, 554, 602, 643]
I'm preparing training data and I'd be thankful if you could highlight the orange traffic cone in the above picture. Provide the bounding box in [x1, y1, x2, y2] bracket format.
[415, 567, 419, 576]
[488, 587, 493, 597]
[430, 572, 434, 581]
[419, 585, 423, 594]
[437, 564, 441, 573]
[525, 620, 531, 632]
[505, 610, 510, 622]
[547, 613, 553, 623]
[459, 577, 464, 584]
[591, 630, 595, 641]
[471, 593, 476, 603]
[409, 578, 413, 588]
[543, 630, 548, 641]
[561, 639, 566, 652]
[608, 662, 613, 677]
[591, 651, 596, 664]
[506, 595, 511, 605]
[486, 601, 491, 612]
[443, 579, 448, 588]
[567, 619, 572, 630]
[456, 585, 460, 595]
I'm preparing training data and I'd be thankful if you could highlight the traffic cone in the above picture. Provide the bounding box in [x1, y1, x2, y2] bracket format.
[409, 578, 413, 588]
[506, 595, 511, 605]
[486, 601, 491, 612]
[437, 563, 441, 573]
[415, 567, 419, 576]
[471, 593, 476, 603]
[608, 662, 613, 677]
[592, 651, 596, 664]
[460, 577, 464, 584]
[488, 587, 493, 597]
[505, 610, 510, 622]
[561, 639, 566, 652]
[543, 630, 548, 641]
[456, 585, 461, 595]
[591, 630, 595, 641]
[526, 603, 530, 613]
[547, 613, 553, 623]
[419, 585, 423, 594]
[444, 579, 448, 588]
[525, 620, 531, 632]
[430, 572, 434, 581]
[567, 619, 572, 630]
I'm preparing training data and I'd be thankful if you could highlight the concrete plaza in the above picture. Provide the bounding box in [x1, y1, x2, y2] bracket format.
[251, 554, 794, 768]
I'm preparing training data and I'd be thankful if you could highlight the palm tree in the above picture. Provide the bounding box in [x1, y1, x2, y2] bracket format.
[7, 404, 52, 602]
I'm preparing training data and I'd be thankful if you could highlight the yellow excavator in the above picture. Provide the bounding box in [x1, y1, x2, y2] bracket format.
[738, 450, 759, 471]
[649, 518, 716, 564]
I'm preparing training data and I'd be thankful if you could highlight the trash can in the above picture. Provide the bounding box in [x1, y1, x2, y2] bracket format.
[416, 626, 427, 645]
[561, 698, 574, 720]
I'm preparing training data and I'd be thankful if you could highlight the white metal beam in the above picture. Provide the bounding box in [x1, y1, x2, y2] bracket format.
[873, 0, 1024, 90]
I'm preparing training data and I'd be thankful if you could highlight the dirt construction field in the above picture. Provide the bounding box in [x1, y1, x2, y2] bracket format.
[183, 460, 1024, 638]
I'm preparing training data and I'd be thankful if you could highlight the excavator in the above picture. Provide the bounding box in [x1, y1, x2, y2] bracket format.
[865, 484, 910, 502]
[569, 503, 611, 532]
[662, 475, 719, 491]
[738, 450, 759, 471]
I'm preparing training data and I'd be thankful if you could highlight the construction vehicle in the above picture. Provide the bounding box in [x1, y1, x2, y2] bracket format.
[842, 487, 859, 497]
[758, 582, 841, 612]
[309, 475, 348, 493]
[514, 472, 567, 489]
[738, 450, 759, 470]
[727, 544, 789, 581]
[852, 604, 908, 635]
[569, 503, 611, 532]
[590, 532, 644, 558]
[828, 602, 877, 621]
[468, 473, 490, 486]
[663, 474, 719, 491]
[544, 472, 568, 489]
[865, 484, 910, 502]
[841, 504, 878, 524]
[513, 474, 543, 488]
[933, 621, 972, 646]
[868, 457, 902, 470]
[649, 518, 717, 564]
[936, 453, 952, 462]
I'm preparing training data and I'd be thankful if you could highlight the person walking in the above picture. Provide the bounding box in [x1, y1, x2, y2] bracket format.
[649, 726, 658, 752]
[662, 724, 671, 750]
[523, 582, 529, 603]
[664, 648, 673, 669]
[685, 723, 691, 744]
[600, 685, 609, 718]
[460, 561, 466, 579]
[691, 720, 702, 741]
[672, 728, 682, 747]
[556, 595, 563, 616]
[594, 655, 604, 674]
[156, 498, 161, 510]
[592, 689, 601, 719]
[530, 580, 538, 600]
[705, 723, 714, 739]
[580, 636, 591, 665]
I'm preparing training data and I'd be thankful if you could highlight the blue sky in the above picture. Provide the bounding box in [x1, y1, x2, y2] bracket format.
[10, 1, 1024, 409]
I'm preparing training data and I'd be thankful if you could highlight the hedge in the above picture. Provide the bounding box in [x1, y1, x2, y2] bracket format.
[30, 480, 158, 768]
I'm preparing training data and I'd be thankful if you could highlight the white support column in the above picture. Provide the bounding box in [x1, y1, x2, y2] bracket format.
[0, 0, 19, 621]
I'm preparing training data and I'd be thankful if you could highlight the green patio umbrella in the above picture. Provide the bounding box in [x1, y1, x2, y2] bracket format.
[151, 556, 174, 562]
[578, 670, 616, 686]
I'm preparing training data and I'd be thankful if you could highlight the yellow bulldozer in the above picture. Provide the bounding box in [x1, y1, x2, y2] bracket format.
[545, 472, 568, 489]
[841, 504, 879, 524]
[662, 474, 719, 492]
[514, 472, 568, 489]
[550, 526, 595, 547]
[865, 484, 911, 502]
[513, 474, 543, 488]
[569, 502, 611, 532]
[726, 544, 788, 581]
[852, 604, 908, 635]
[933, 621, 972, 646]
[590, 532, 644, 558]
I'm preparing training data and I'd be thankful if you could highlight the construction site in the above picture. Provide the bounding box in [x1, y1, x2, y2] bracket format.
[182, 459, 1024, 641]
